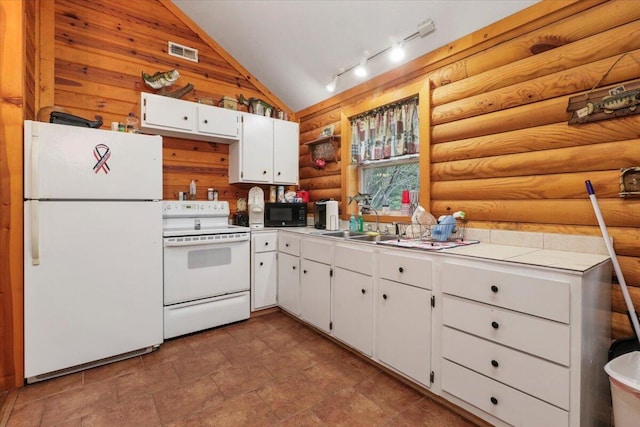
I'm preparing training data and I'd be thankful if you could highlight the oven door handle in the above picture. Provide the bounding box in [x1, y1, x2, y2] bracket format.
[164, 235, 249, 247]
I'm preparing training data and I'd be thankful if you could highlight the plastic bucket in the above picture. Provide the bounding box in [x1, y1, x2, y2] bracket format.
[604, 351, 640, 427]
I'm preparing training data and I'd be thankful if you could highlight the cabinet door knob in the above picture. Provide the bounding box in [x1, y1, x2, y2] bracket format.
[263, 170, 267, 175]
[259, 262, 264, 266]
[491, 359, 499, 368]
[491, 321, 500, 330]
[398, 267, 404, 273]
[286, 243, 289, 247]
[303, 270, 307, 274]
[382, 294, 388, 300]
[183, 116, 188, 120]
[292, 266, 296, 270]
[204, 119, 208, 124]
[265, 242, 269, 246]
[490, 397, 498, 405]
[361, 289, 366, 294]
[491, 285, 499, 293]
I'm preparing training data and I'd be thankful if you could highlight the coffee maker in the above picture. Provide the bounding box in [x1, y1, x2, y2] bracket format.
[248, 186, 264, 228]
[314, 199, 339, 230]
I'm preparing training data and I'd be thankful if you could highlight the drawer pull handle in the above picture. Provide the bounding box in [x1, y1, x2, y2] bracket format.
[491, 321, 500, 330]
[490, 397, 498, 405]
[361, 289, 366, 294]
[491, 359, 499, 368]
[491, 285, 499, 293]
[398, 267, 404, 273]
[382, 294, 388, 300]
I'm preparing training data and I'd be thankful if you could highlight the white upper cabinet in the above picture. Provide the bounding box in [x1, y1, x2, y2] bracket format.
[229, 113, 299, 185]
[140, 93, 238, 143]
[273, 119, 299, 185]
[197, 103, 240, 139]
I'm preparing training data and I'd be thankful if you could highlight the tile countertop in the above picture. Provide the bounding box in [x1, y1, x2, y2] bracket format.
[254, 226, 611, 273]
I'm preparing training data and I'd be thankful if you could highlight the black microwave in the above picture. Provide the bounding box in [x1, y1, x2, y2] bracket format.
[264, 202, 307, 227]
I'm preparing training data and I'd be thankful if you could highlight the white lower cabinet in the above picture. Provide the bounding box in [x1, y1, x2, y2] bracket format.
[439, 259, 611, 427]
[332, 243, 374, 356]
[277, 252, 300, 315]
[277, 232, 301, 315]
[251, 232, 278, 311]
[270, 232, 610, 427]
[300, 258, 331, 333]
[377, 278, 431, 386]
[299, 237, 333, 333]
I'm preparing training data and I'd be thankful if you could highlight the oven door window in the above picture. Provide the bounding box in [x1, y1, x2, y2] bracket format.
[164, 240, 249, 305]
[188, 247, 231, 269]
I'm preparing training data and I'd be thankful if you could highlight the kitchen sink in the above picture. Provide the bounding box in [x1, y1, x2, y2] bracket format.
[348, 234, 400, 243]
[313, 230, 400, 243]
[315, 230, 368, 238]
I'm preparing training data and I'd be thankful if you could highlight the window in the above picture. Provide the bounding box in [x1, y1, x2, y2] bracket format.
[360, 156, 419, 210]
[351, 96, 419, 212]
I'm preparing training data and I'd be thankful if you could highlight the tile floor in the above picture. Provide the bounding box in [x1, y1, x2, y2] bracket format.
[5, 311, 477, 427]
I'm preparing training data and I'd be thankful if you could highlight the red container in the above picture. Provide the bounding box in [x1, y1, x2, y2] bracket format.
[401, 190, 410, 204]
[296, 190, 309, 203]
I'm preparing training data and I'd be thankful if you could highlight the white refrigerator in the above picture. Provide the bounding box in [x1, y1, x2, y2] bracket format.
[23, 120, 163, 382]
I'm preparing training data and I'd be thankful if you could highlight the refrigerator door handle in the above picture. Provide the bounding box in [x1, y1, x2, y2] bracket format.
[30, 200, 40, 265]
[30, 122, 40, 265]
[30, 121, 40, 199]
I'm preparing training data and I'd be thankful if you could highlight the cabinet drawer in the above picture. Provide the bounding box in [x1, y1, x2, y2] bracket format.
[253, 233, 277, 253]
[302, 237, 333, 264]
[441, 263, 570, 323]
[378, 250, 432, 289]
[442, 295, 570, 366]
[278, 233, 300, 256]
[334, 243, 374, 276]
[442, 359, 568, 427]
[442, 327, 569, 410]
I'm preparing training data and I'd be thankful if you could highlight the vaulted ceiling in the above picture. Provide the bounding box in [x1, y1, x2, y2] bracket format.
[173, 0, 538, 112]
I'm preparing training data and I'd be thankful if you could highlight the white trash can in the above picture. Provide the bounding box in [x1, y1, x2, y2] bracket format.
[604, 351, 640, 427]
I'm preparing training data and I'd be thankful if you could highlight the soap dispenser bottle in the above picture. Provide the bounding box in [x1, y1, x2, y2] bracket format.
[349, 214, 357, 231]
[189, 180, 197, 200]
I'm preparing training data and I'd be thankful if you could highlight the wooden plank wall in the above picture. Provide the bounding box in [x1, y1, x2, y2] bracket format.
[0, 0, 29, 392]
[297, 0, 640, 340]
[51, 0, 296, 209]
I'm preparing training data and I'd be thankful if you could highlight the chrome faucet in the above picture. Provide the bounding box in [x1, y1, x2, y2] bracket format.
[361, 204, 380, 233]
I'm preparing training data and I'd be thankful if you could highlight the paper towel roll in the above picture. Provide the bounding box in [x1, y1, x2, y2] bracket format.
[326, 200, 339, 231]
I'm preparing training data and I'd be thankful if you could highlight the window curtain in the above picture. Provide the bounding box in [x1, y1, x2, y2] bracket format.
[350, 96, 419, 165]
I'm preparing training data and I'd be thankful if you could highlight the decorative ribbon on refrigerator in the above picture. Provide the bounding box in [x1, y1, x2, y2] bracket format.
[93, 144, 111, 174]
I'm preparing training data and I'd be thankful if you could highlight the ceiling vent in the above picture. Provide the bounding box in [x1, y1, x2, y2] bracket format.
[168, 41, 198, 63]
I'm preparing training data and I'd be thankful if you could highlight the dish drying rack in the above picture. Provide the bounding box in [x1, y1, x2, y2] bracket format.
[396, 220, 467, 242]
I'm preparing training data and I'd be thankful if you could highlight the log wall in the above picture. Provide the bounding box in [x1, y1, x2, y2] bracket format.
[297, 0, 640, 340]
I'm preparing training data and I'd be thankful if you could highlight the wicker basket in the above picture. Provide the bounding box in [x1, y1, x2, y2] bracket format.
[396, 220, 467, 242]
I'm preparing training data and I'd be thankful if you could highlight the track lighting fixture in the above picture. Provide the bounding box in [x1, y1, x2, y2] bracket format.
[390, 42, 405, 62]
[324, 18, 435, 91]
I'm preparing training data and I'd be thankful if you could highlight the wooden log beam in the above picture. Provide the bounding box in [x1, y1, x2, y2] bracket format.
[431, 139, 639, 181]
[432, 49, 640, 125]
[432, 97, 569, 143]
[433, 1, 640, 105]
[431, 114, 640, 162]
[431, 170, 620, 200]
[431, 199, 640, 228]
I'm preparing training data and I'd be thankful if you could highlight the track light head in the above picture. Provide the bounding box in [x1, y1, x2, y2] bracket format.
[326, 75, 338, 92]
[354, 53, 368, 77]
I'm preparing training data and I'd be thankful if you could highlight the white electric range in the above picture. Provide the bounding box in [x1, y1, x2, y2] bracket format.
[162, 200, 250, 339]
